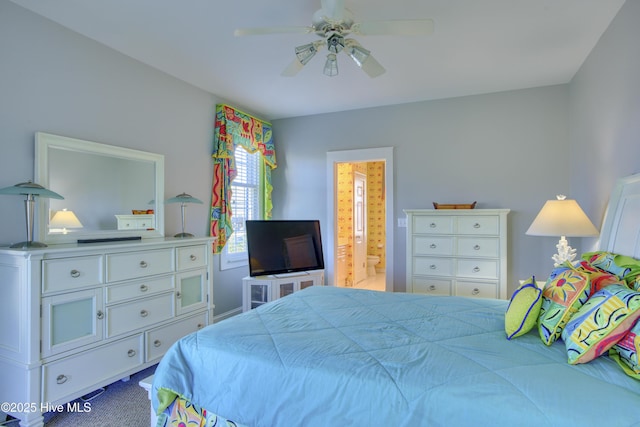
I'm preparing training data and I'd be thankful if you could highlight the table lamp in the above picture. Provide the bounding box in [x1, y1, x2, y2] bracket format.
[165, 192, 203, 238]
[49, 209, 83, 234]
[0, 181, 64, 248]
[526, 195, 599, 266]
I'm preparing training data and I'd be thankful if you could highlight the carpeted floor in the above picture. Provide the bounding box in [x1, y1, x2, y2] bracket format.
[42, 365, 157, 427]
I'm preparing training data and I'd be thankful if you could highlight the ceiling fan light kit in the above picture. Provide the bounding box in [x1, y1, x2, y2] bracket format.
[234, 0, 433, 78]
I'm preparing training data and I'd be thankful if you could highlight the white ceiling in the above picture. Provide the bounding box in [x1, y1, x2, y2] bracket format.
[10, 0, 625, 120]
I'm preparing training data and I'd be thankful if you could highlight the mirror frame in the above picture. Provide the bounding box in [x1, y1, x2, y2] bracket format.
[35, 132, 165, 244]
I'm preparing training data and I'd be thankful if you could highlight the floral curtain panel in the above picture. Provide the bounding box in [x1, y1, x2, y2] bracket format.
[211, 104, 276, 253]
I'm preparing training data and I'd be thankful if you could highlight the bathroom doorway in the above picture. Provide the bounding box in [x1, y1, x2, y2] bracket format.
[326, 147, 394, 292]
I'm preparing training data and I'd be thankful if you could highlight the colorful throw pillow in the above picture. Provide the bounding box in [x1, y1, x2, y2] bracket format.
[573, 260, 626, 295]
[582, 251, 640, 285]
[505, 277, 542, 340]
[609, 320, 640, 379]
[538, 265, 591, 346]
[562, 284, 640, 364]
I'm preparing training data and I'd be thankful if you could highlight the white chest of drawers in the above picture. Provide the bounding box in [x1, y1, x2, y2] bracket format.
[0, 237, 213, 427]
[405, 209, 510, 299]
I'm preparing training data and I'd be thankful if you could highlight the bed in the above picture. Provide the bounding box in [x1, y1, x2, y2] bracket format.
[151, 173, 640, 427]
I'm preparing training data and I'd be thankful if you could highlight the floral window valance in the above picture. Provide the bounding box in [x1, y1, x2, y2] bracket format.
[210, 104, 276, 253]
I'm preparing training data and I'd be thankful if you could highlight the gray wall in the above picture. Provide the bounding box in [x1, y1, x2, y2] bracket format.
[272, 86, 571, 295]
[0, 2, 248, 316]
[2, 0, 639, 312]
[568, 0, 640, 233]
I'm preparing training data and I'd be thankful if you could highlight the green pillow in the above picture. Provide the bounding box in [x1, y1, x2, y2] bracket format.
[505, 277, 542, 340]
[562, 284, 640, 364]
[538, 265, 591, 345]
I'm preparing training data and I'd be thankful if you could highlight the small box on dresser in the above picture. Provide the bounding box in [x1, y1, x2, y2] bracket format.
[404, 209, 510, 299]
[0, 237, 214, 427]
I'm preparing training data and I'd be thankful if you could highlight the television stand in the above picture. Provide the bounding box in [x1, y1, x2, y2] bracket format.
[272, 271, 310, 278]
[242, 270, 324, 312]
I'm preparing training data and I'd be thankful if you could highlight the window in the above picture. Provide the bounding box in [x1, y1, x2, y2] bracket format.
[220, 147, 262, 270]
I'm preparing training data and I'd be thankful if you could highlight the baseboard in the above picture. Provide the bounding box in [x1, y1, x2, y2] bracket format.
[213, 307, 242, 323]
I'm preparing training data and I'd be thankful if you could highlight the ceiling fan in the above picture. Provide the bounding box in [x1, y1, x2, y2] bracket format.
[234, 0, 434, 78]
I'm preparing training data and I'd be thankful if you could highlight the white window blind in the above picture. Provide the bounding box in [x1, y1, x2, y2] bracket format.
[221, 147, 261, 269]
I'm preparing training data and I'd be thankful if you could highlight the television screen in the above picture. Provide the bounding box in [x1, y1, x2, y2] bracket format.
[246, 220, 325, 277]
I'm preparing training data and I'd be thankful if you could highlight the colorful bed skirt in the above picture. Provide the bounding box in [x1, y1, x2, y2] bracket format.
[157, 395, 246, 427]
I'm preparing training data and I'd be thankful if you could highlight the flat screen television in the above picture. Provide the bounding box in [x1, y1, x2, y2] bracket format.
[246, 220, 325, 277]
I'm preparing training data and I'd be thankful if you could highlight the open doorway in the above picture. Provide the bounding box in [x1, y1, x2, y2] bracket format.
[326, 147, 394, 292]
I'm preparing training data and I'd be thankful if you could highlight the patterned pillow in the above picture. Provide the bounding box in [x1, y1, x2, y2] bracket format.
[538, 265, 591, 346]
[582, 251, 640, 285]
[609, 320, 640, 379]
[562, 284, 640, 364]
[573, 260, 626, 295]
[505, 277, 542, 340]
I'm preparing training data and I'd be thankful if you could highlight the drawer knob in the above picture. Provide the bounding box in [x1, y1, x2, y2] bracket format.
[430, 243, 437, 249]
[154, 339, 162, 347]
[428, 285, 436, 291]
[140, 310, 148, 318]
[97, 310, 104, 320]
[70, 269, 80, 278]
[56, 374, 68, 385]
[127, 349, 136, 357]
[474, 245, 481, 250]
[430, 264, 437, 270]
[430, 222, 436, 228]
[197, 323, 204, 329]
[473, 223, 481, 229]
[176, 291, 182, 299]
[190, 254, 197, 261]
[473, 266, 481, 272]
[472, 288, 480, 295]
[139, 261, 148, 268]
[140, 284, 148, 292]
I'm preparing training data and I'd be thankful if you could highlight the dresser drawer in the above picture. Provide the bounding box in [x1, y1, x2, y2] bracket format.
[145, 312, 207, 362]
[457, 259, 498, 279]
[456, 237, 499, 258]
[413, 236, 453, 256]
[42, 255, 103, 293]
[411, 277, 452, 296]
[43, 334, 143, 403]
[413, 216, 453, 234]
[413, 257, 454, 277]
[456, 216, 499, 235]
[456, 281, 498, 299]
[106, 248, 174, 282]
[176, 244, 208, 271]
[106, 293, 174, 337]
[105, 276, 175, 304]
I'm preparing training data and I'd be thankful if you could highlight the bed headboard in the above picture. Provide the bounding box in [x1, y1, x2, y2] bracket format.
[598, 173, 640, 258]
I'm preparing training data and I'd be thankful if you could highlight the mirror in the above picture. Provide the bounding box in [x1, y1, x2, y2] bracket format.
[35, 132, 164, 244]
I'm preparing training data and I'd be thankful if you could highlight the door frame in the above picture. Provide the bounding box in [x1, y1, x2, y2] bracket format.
[326, 147, 394, 291]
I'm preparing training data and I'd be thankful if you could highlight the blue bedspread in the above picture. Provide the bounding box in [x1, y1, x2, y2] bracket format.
[152, 286, 640, 426]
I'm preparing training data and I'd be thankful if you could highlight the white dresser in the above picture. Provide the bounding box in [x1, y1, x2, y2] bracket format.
[0, 237, 214, 427]
[404, 209, 510, 299]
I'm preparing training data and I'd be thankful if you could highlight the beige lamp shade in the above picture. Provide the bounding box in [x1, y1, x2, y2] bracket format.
[526, 198, 598, 237]
[50, 209, 83, 233]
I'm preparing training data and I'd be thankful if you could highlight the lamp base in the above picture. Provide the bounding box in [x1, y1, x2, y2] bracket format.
[174, 232, 195, 238]
[551, 236, 577, 267]
[10, 241, 48, 249]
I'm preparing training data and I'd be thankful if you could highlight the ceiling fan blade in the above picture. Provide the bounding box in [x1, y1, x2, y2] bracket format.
[360, 54, 386, 78]
[234, 26, 313, 36]
[320, 0, 346, 22]
[281, 58, 305, 77]
[353, 19, 434, 36]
